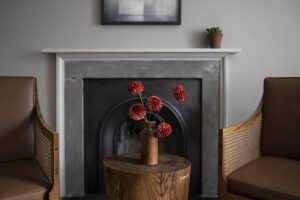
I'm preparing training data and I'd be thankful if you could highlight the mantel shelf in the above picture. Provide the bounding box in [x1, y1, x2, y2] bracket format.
[41, 48, 241, 54]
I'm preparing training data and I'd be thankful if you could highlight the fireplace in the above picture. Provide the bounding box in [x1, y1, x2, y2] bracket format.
[65, 59, 219, 199]
[42, 48, 241, 199]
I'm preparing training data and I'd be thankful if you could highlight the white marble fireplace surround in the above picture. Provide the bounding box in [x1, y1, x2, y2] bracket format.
[42, 48, 241, 198]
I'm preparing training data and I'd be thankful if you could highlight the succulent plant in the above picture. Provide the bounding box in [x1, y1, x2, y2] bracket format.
[206, 27, 223, 34]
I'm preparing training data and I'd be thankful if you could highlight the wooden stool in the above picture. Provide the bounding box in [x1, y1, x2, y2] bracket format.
[103, 153, 191, 200]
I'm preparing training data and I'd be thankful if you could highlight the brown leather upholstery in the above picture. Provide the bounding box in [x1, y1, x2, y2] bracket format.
[0, 77, 35, 161]
[262, 77, 300, 160]
[228, 156, 300, 200]
[0, 159, 50, 200]
[0, 76, 58, 200]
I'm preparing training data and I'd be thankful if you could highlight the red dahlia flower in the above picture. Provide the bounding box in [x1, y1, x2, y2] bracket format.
[173, 84, 186, 102]
[146, 96, 163, 111]
[129, 103, 146, 121]
[156, 122, 172, 138]
[128, 81, 144, 96]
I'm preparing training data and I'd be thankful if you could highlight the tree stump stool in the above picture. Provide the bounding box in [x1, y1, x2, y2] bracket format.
[103, 153, 191, 200]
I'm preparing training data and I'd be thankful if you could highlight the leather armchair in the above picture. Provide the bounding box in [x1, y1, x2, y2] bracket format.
[219, 77, 300, 200]
[0, 77, 59, 200]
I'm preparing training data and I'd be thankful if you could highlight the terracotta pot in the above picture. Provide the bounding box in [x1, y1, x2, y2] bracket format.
[207, 32, 223, 48]
[141, 121, 158, 165]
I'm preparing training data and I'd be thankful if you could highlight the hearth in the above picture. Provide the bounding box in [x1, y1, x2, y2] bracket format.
[84, 79, 201, 195]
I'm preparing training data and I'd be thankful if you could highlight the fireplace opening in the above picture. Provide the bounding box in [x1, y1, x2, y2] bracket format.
[84, 78, 202, 196]
[100, 98, 187, 156]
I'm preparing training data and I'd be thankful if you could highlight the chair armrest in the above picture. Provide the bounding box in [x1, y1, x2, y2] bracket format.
[33, 84, 59, 200]
[220, 102, 262, 181]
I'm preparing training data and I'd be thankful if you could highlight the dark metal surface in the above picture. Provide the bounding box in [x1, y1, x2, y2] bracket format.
[84, 79, 201, 195]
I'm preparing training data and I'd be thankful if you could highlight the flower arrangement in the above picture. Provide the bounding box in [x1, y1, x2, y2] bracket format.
[127, 81, 186, 139]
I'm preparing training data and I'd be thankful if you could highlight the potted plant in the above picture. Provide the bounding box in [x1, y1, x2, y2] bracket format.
[127, 81, 186, 165]
[206, 27, 223, 48]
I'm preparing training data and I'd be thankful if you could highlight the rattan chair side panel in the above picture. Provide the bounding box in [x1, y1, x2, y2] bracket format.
[219, 102, 262, 200]
[223, 113, 262, 176]
[33, 79, 60, 200]
[34, 118, 54, 183]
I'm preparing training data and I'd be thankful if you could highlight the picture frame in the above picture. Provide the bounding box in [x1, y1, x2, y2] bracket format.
[101, 0, 181, 25]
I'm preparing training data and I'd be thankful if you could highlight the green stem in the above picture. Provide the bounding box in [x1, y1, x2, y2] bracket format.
[153, 109, 161, 121]
[157, 116, 163, 123]
[138, 94, 148, 122]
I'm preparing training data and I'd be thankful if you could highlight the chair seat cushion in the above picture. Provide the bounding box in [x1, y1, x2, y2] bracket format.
[228, 156, 300, 200]
[0, 159, 50, 200]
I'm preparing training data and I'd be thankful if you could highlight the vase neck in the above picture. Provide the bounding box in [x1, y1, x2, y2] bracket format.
[144, 121, 156, 130]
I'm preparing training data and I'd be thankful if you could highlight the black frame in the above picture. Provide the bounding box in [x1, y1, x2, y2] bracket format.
[101, 0, 181, 25]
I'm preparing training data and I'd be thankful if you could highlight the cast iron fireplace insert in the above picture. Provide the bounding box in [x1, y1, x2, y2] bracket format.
[84, 78, 202, 197]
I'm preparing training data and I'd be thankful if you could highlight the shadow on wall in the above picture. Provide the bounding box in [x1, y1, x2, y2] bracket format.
[189, 30, 209, 48]
[93, 0, 101, 25]
[41, 53, 56, 128]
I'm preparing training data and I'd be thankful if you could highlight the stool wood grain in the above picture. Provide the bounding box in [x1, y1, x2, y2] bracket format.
[103, 153, 191, 200]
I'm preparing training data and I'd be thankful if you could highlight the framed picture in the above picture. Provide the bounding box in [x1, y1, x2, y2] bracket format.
[102, 0, 181, 25]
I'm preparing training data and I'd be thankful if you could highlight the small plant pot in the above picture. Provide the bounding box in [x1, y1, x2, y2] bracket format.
[207, 32, 223, 48]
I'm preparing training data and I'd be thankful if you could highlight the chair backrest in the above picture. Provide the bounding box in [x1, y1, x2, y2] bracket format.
[0, 77, 35, 161]
[262, 77, 300, 160]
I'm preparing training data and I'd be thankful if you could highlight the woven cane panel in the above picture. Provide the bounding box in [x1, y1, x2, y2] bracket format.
[33, 119, 54, 184]
[224, 114, 262, 176]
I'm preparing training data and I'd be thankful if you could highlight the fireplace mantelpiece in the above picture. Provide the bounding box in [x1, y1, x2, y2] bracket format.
[42, 48, 241, 127]
[42, 48, 241, 198]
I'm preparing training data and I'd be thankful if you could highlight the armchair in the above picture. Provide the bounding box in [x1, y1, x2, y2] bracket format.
[219, 77, 300, 200]
[0, 77, 59, 200]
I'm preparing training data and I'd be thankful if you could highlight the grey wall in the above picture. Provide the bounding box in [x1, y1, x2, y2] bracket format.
[1, 0, 300, 128]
